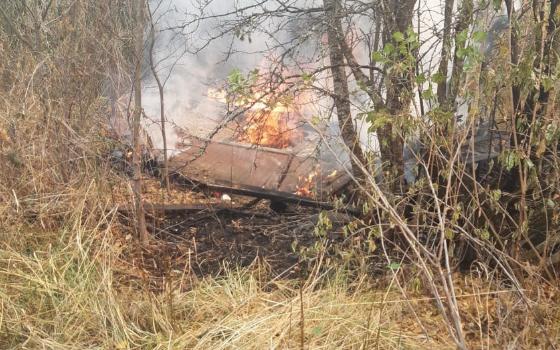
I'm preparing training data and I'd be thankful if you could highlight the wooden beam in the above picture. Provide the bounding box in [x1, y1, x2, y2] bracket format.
[170, 173, 362, 216]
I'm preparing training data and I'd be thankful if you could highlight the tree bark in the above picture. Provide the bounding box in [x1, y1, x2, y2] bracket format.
[132, 0, 148, 241]
[323, 0, 366, 180]
[436, 0, 455, 105]
[379, 0, 417, 189]
[148, 5, 170, 193]
[447, 0, 473, 109]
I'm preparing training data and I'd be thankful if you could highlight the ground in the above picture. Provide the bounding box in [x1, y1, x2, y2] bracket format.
[87, 177, 560, 349]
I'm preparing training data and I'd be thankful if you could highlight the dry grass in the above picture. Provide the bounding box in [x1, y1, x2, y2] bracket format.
[0, 212, 450, 349]
[1, 204, 559, 349]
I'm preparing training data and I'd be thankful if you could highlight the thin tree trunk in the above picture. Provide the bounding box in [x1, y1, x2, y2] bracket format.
[504, 0, 521, 114]
[132, 0, 148, 241]
[147, 4, 170, 193]
[379, 0, 417, 190]
[447, 0, 473, 108]
[323, 0, 366, 180]
[436, 0, 455, 105]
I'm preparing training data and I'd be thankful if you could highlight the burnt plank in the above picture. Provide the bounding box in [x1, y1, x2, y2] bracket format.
[171, 172, 361, 216]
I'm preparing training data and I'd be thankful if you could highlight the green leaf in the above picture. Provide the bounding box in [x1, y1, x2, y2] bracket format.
[415, 73, 426, 85]
[383, 43, 395, 55]
[479, 229, 490, 240]
[387, 262, 401, 271]
[228, 68, 242, 84]
[542, 77, 554, 92]
[421, 89, 434, 99]
[368, 112, 392, 130]
[456, 30, 468, 44]
[405, 27, 416, 38]
[432, 72, 446, 84]
[311, 115, 321, 126]
[444, 228, 455, 240]
[392, 31, 404, 42]
[491, 189, 502, 201]
[472, 31, 488, 43]
[502, 150, 519, 171]
[545, 124, 557, 142]
[372, 51, 385, 62]
[406, 31, 418, 44]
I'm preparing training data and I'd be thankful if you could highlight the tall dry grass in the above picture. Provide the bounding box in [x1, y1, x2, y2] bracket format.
[0, 0, 138, 234]
[0, 205, 457, 349]
[1, 206, 559, 349]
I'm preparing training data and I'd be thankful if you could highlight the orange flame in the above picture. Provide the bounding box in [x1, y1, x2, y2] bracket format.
[208, 87, 303, 149]
[295, 166, 320, 197]
[238, 102, 296, 148]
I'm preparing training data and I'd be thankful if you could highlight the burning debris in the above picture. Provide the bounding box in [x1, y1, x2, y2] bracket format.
[207, 87, 304, 149]
[167, 82, 352, 202]
[169, 133, 351, 202]
[295, 166, 319, 197]
[237, 103, 299, 148]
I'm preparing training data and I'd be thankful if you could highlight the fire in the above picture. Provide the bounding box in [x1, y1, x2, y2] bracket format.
[208, 87, 302, 149]
[295, 167, 320, 197]
[237, 102, 296, 148]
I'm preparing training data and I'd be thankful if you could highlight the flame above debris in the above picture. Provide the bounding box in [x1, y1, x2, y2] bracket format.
[295, 166, 320, 197]
[205, 75, 326, 198]
[238, 103, 296, 148]
[207, 87, 303, 149]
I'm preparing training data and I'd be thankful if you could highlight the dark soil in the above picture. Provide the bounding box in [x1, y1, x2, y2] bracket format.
[142, 201, 343, 277]
[115, 196, 384, 292]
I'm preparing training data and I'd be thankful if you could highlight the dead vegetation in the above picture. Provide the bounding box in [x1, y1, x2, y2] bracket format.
[2, 203, 559, 349]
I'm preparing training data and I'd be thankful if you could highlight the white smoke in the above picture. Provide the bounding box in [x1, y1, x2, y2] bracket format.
[142, 0, 371, 161]
[141, 0, 495, 170]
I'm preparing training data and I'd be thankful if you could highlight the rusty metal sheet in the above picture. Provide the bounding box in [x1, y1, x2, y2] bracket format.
[169, 137, 350, 199]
